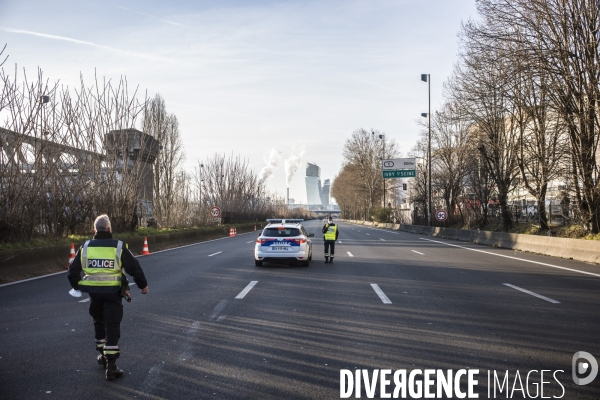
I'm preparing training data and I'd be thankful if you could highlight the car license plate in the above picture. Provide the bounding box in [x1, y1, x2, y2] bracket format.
[272, 246, 288, 251]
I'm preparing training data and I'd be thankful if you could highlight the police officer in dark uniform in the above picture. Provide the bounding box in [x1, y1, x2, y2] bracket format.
[68, 214, 149, 380]
[322, 216, 339, 263]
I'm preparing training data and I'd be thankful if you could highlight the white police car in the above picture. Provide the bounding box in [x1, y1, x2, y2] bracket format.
[255, 219, 314, 267]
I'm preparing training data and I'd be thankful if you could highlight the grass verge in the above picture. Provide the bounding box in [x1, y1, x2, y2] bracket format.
[0, 224, 257, 252]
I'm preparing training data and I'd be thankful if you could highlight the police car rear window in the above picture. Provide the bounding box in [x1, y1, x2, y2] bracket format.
[263, 228, 301, 237]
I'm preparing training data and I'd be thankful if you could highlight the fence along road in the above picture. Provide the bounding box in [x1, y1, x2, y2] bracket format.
[0, 220, 598, 399]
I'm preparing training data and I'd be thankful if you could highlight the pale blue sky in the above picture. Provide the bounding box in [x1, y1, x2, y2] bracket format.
[0, 0, 478, 203]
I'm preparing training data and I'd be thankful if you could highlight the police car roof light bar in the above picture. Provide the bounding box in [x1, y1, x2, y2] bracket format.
[266, 219, 304, 224]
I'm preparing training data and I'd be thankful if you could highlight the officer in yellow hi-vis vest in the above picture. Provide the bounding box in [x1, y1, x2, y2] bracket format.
[322, 216, 339, 263]
[68, 214, 149, 381]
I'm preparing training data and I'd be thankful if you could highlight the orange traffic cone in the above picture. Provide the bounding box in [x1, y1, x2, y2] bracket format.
[254, 225, 256, 232]
[234, 228, 237, 236]
[229, 227, 234, 237]
[141, 237, 150, 255]
[65, 243, 75, 269]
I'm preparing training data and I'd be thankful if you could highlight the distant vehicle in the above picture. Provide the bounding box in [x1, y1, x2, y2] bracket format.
[254, 219, 314, 267]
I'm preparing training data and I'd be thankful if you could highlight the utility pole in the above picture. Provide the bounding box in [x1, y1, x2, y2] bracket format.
[381, 134, 386, 210]
[421, 74, 432, 226]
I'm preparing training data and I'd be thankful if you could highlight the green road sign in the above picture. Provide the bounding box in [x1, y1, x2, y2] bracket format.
[382, 169, 416, 178]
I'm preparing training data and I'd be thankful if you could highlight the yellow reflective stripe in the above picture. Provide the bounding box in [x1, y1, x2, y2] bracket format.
[81, 275, 121, 281]
[81, 240, 90, 267]
[82, 269, 118, 275]
[103, 350, 120, 355]
[116, 241, 123, 269]
[79, 280, 121, 286]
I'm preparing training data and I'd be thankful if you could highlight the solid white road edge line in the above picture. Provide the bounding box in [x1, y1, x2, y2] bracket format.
[0, 270, 67, 288]
[364, 226, 400, 235]
[0, 232, 259, 288]
[503, 283, 560, 304]
[370, 284, 392, 304]
[208, 251, 223, 257]
[138, 231, 255, 257]
[347, 252, 354, 257]
[412, 250, 424, 255]
[420, 238, 600, 278]
[235, 281, 258, 299]
[347, 222, 400, 235]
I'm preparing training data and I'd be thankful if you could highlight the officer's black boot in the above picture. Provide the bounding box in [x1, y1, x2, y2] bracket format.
[106, 360, 124, 381]
[96, 340, 107, 367]
[97, 354, 107, 367]
[329, 255, 333, 263]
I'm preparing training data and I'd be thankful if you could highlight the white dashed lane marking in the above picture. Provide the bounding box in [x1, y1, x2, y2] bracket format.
[371, 284, 392, 304]
[347, 252, 354, 257]
[380, 238, 385, 241]
[235, 281, 258, 299]
[208, 251, 222, 257]
[412, 250, 424, 255]
[78, 298, 90, 303]
[503, 283, 560, 304]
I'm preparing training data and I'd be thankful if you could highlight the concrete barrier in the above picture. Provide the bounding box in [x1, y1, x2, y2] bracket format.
[342, 219, 600, 265]
[401, 224, 600, 265]
[0, 223, 259, 284]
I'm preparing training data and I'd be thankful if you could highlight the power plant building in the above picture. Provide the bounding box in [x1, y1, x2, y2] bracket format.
[305, 162, 331, 206]
[321, 179, 330, 206]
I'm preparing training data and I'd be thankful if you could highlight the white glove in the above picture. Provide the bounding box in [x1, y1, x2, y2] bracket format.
[69, 288, 82, 298]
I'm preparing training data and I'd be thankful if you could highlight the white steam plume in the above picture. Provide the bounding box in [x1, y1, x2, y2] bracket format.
[284, 145, 306, 186]
[258, 148, 282, 183]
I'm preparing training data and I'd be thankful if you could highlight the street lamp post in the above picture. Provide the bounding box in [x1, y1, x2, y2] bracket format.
[421, 74, 432, 226]
[374, 131, 387, 210]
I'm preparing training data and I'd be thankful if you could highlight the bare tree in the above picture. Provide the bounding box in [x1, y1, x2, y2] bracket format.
[143, 94, 185, 228]
[1, 62, 150, 240]
[331, 164, 366, 220]
[470, 0, 600, 231]
[429, 102, 471, 225]
[447, 28, 521, 231]
[339, 128, 399, 219]
[198, 153, 271, 224]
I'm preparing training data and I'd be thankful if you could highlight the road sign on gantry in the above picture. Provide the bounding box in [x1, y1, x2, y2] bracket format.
[435, 210, 448, 222]
[383, 170, 416, 178]
[210, 206, 221, 218]
[382, 158, 416, 170]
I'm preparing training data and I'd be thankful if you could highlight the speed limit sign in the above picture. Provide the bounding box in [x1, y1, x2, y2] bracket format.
[209, 206, 221, 218]
[435, 210, 447, 222]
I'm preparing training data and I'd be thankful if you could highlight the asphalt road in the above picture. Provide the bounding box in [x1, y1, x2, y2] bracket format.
[1, 220, 599, 399]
